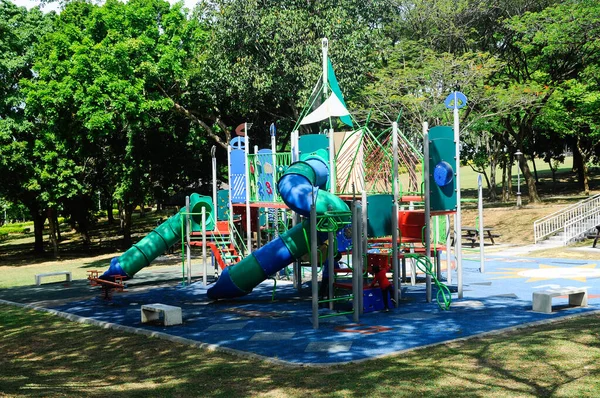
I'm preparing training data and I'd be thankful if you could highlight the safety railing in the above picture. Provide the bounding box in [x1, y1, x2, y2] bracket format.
[534, 193, 600, 243]
[563, 206, 600, 245]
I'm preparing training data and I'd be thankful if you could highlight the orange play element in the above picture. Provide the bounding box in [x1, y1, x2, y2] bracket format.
[87, 270, 126, 299]
[190, 220, 232, 237]
[189, 241, 241, 269]
[398, 210, 427, 243]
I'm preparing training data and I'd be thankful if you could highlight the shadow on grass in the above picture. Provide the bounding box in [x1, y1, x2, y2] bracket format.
[0, 210, 176, 268]
[1, 304, 600, 397]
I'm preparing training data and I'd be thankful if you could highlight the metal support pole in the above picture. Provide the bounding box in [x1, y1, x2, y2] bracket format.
[202, 207, 207, 287]
[392, 122, 400, 305]
[322, 38, 328, 99]
[435, 216, 442, 280]
[423, 122, 432, 303]
[478, 174, 485, 273]
[185, 196, 191, 286]
[244, 124, 251, 255]
[291, 129, 301, 291]
[361, 190, 367, 264]
[327, 203, 335, 311]
[351, 200, 359, 323]
[271, 128, 278, 203]
[256, 207, 262, 249]
[211, 146, 217, 223]
[227, 144, 233, 236]
[357, 202, 364, 315]
[454, 104, 463, 299]
[329, 129, 335, 194]
[310, 203, 319, 329]
[328, 229, 335, 311]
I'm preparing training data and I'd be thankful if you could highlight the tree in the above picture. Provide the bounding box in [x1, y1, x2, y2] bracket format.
[507, 0, 600, 195]
[375, 0, 567, 203]
[0, 1, 56, 252]
[179, 0, 393, 150]
[356, 40, 515, 199]
[24, 0, 213, 247]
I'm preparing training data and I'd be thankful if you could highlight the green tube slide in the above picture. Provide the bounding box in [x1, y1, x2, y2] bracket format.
[102, 193, 213, 279]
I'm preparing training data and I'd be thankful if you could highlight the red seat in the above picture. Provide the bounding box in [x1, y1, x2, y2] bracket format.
[398, 210, 426, 244]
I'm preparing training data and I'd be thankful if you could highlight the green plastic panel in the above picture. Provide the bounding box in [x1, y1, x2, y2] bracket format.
[428, 126, 457, 211]
[227, 254, 266, 293]
[315, 190, 351, 228]
[299, 134, 329, 161]
[154, 221, 179, 246]
[167, 213, 183, 234]
[119, 247, 149, 276]
[217, 189, 229, 221]
[367, 194, 393, 237]
[189, 193, 215, 232]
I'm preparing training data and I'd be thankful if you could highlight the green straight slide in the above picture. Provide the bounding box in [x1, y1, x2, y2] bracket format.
[101, 194, 213, 280]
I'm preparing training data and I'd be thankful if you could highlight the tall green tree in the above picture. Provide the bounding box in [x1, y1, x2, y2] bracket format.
[24, 0, 212, 247]
[507, 0, 600, 195]
[0, 0, 56, 252]
[177, 0, 393, 149]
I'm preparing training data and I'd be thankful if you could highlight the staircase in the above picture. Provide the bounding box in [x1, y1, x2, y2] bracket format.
[190, 220, 243, 270]
[534, 193, 600, 246]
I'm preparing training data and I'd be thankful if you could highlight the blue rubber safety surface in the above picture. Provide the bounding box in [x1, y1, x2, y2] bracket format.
[51, 254, 600, 365]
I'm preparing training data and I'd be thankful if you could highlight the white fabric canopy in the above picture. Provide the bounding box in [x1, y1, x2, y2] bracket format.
[299, 93, 350, 125]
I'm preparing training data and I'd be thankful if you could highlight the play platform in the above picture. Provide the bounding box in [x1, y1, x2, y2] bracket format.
[1, 252, 599, 365]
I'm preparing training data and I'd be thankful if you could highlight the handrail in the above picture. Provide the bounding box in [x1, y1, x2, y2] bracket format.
[534, 193, 600, 243]
[534, 193, 600, 224]
[563, 206, 600, 245]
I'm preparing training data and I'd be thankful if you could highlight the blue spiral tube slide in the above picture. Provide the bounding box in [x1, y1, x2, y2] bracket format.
[207, 154, 349, 299]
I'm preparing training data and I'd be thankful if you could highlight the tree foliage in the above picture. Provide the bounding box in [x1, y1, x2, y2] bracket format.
[1, 0, 599, 255]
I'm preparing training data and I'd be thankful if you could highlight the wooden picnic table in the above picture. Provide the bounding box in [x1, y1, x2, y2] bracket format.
[455, 226, 500, 248]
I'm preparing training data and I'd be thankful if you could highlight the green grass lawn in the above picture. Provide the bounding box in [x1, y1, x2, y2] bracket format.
[1, 304, 600, 397]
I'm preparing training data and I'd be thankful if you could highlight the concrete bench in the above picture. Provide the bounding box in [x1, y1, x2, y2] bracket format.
[35, 271, 72, 286]
[141, 303, 182, 326]
[532, 287, 588, 314]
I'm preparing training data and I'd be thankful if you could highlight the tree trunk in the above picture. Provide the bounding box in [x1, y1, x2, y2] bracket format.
[118, 200, 125, 232]
[575, 136, 590, 195]
[548, 160, 557, 191]
[69, 196, 91, 246]
[122, 203, 134, 248]
[531, 156, 539, 183]
[32, 210, 46, 254]
[488, 155, 498, 202]
[520, 155, 541, 203]
[105, 197, 114, 225]
[54, 212, 61, 241]
[572, 140, 582, 173]
[502, 156, 512, 202]
[47, 208, 59, 259]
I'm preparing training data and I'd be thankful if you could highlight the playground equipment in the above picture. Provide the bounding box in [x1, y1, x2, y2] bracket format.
[98, 193, 214, 281]
[207, 152, 349, 299]
[95, 38, 468, 327]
